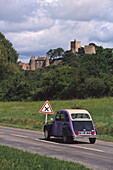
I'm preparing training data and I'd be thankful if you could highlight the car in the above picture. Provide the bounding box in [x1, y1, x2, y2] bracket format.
[44, 109, 97, 144]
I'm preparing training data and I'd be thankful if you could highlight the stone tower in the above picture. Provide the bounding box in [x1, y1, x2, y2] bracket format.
[45, 54, 50, 67]
[30, 56, 35, 70]
[71, 39, 81, 53]
[84, 45, 96, 54]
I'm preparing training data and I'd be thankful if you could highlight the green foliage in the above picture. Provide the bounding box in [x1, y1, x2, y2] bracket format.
[0, 145, 90, 170]
[1, 31, 113, 101]
[47, 47, 64, 60]
[0, 32, 18, 63]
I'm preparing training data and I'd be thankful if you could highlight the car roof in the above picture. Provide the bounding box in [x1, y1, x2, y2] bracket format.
[64, 109, 92, 121]
[65, 109, 89, 114]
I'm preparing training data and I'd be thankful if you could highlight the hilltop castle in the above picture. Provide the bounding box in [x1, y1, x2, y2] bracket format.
[19, 38, 96, 70]
[70, 39, 96, 55]
[30, 54, 50, 70]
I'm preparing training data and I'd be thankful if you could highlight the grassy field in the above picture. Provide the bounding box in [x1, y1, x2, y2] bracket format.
[0, 145, 90, 170]
[0, 97, 113, 142]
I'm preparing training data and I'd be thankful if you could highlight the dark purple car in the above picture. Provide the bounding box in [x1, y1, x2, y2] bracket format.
[44, 109, 97, 144]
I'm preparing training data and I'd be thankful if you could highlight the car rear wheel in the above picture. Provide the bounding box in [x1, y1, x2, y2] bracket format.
[44, 129, 50, 140]
[89, 138, 96, 144]
[68, 136, 73, 143]
[63, 135, 68, 143]
[63, 135, 73, 143]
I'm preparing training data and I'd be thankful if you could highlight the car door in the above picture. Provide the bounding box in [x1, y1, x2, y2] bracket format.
[51, 111, 60, 136]
[57, 111, 65, 136]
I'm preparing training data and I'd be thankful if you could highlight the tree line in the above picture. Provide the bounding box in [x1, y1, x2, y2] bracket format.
[1, 32, 113, 101]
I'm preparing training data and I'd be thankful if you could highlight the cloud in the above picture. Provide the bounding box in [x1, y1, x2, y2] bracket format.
[1, 0, 113, 62]
[0, 17, 55, 33]
[46, 0, 113, 22]
[0, 0, 37, 22]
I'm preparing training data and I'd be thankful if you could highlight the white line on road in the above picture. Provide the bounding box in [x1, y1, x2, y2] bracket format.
[0, 130, 104, 153]
[0, 132, 5, 134]
[10, 134, 29, 138]
[69, 145, 104, 153]
[35, 138, 104, 153]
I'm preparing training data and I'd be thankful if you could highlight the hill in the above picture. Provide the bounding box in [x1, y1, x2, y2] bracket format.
[25, 46, 113, 100]
[1, 32, 113, 101]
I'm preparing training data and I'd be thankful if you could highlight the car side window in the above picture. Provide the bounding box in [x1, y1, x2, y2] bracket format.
[60, 112, 65, 121]
[65, 113, 69, 122]
[55, 112, 60, 121]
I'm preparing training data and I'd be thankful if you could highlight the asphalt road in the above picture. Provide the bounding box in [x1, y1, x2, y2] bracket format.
[0, 126, 113, 170]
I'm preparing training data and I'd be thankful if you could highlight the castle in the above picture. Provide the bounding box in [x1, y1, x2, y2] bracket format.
[19, 39, 96, 70]
[30, 54, 50, 70]
[70, 39, 96, 55]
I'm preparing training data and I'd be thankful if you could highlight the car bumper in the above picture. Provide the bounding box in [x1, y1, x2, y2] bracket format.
[73, 135, 97, 138]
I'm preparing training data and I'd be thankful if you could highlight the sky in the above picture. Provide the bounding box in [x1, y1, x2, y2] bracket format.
[1, 0, 113, 63]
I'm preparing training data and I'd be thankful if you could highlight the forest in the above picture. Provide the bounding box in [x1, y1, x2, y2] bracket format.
[1, 32, 113, 101]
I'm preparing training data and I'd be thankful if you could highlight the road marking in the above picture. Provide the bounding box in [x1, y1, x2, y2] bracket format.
[0, 132, 5, 134]
[35, 138, 104, 153]
[69, 145, 104, 153]
[11, 134, 29, 138]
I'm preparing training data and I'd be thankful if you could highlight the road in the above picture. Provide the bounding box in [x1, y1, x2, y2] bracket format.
[0, 126, 113, 170]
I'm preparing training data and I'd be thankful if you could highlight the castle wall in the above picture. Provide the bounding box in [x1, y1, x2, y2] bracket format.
[51, 59, 62, 65]
[35, 60, 45, 69]
[84, 45, 96, 54]
[45, 54, 50, 67]
[30, 56, 35, 70]
[71, 39, 81, 53]
[76, 41, 81, 52]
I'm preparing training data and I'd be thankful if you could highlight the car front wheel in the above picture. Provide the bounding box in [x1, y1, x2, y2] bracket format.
[44, 129, 50, 140]
[89, 138, 96, 144]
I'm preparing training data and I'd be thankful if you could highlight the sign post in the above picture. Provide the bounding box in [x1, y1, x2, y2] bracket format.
[45, 113, 48, 124]
[39, 101, 54, 124]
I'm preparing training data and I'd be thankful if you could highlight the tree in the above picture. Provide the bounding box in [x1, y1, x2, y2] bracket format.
[47, 47, 64, 61]
[0, 32, 18, 63]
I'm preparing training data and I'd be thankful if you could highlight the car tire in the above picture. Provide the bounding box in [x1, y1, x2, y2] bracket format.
[89, 138, 96, 144]
[44, 129, 50, 140]
[68, 136, 73, 143]
[63, 134, 68, 143]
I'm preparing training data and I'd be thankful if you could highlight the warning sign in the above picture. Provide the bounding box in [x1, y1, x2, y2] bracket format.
[40, 101, 53, 114]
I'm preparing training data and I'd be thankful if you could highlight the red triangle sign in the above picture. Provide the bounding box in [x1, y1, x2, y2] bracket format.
[40, 101, 53, 114]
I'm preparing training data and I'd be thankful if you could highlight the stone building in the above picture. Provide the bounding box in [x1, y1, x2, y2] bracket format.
[71, 39, 81, 53]
[84, 45, 96, 54]
[19, 38, 96, 71]
[19, 62, 30, 70]
[30, 54, 50, 70]
[71, 39, 96, 55]
[30, 56, 35, 70]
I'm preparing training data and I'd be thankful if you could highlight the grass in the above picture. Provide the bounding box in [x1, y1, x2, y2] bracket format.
[0, 145, 91, 170]
[0, 97, 113, 142]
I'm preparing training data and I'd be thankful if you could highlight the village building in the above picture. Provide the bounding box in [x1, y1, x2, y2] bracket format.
[19, 62, 30, 70]
[30, 54, 50, 70]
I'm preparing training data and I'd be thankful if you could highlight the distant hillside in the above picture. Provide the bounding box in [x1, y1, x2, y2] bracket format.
[1, 32, 113, 101]
[25, 46, 113, 100]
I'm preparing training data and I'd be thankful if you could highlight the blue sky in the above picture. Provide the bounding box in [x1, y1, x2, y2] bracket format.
[0, 0, 113, 63]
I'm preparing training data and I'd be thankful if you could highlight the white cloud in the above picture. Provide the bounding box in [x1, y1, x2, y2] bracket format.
[0, 0, 37, 22]
[47, 0, 113, 22]
[1, 0, 113, 62]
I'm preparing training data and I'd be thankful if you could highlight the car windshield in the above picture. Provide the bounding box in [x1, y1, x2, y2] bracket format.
[71, 113, 90, 119]
[72, 121, 94, 131]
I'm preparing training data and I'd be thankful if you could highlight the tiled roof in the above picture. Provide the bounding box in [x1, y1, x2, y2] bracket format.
[36, 56, 46, 61]
[19, 62, 25, 66]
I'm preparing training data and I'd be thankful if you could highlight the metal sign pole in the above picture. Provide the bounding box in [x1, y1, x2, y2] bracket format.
[45, 113, 48, 124]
